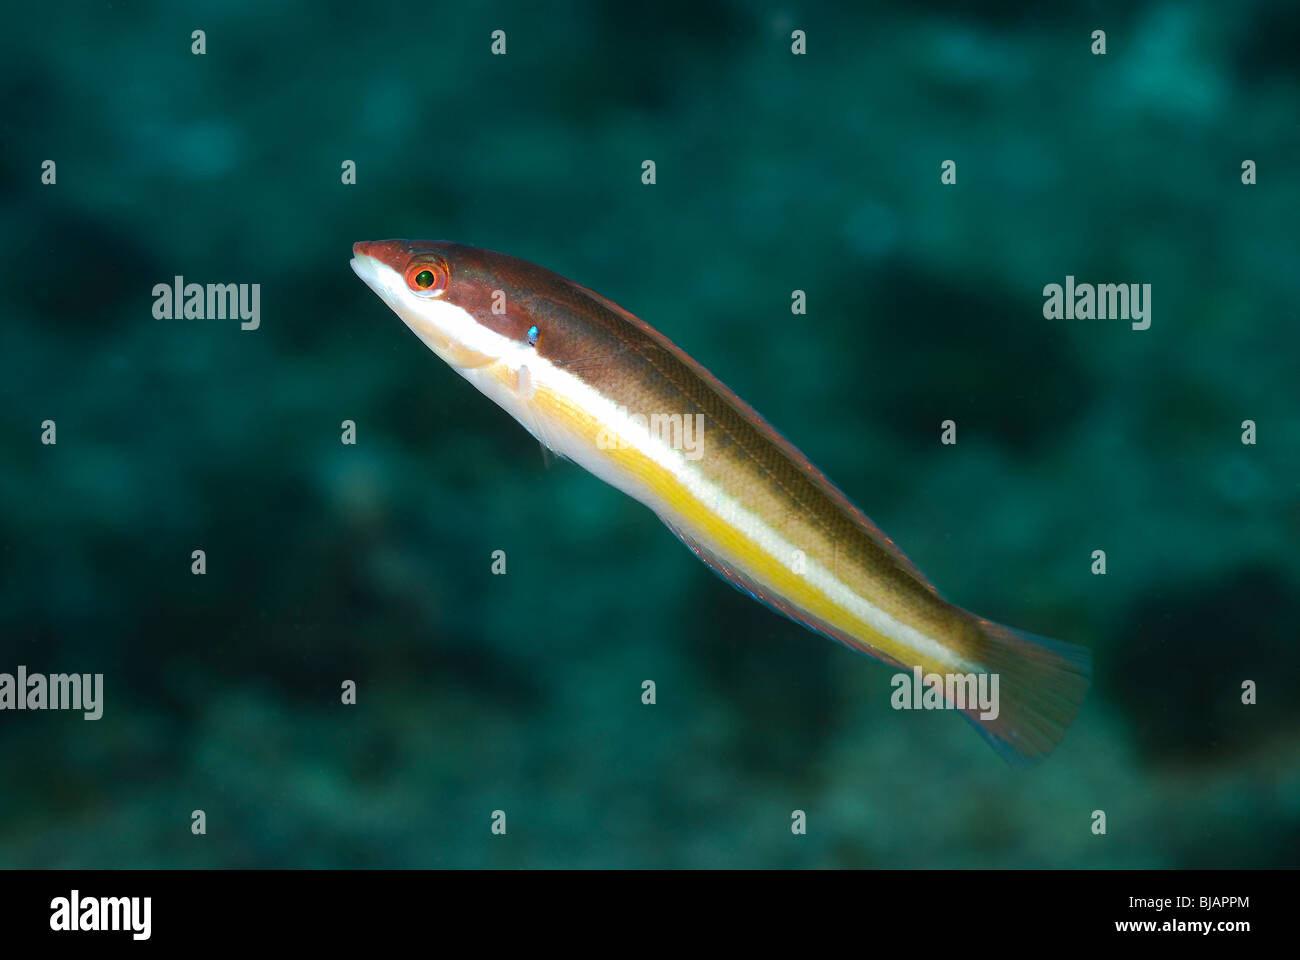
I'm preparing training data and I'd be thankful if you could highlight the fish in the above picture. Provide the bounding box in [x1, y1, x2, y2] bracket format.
[350, 240, 1090, 763]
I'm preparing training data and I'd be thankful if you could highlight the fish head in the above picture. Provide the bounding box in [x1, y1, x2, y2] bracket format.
[351, 239, 541, 370]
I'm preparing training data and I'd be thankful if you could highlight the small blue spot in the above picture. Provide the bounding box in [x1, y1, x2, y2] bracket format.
[526, 325, 539, 346]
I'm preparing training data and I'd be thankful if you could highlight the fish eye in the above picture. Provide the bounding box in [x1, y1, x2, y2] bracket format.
[404, 259, 448, 298]
[526, 325, 539, 347]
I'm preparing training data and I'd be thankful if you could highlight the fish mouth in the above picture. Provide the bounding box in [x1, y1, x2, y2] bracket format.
[349, 249, 383, 288]
[350, 241, 375, 281]
[350, 248, 406, 313]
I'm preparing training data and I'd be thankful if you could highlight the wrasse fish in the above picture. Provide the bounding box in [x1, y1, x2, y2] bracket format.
[351, 240, 1090, 763]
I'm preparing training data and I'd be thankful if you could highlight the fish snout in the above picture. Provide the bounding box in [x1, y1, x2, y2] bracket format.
[351, 240, 412, 270]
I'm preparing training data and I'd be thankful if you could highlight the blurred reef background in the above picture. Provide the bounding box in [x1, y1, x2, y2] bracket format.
[1, 0, 1297, 867]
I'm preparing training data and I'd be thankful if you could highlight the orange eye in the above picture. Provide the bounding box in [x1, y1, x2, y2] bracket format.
[405, 260, 448, 297]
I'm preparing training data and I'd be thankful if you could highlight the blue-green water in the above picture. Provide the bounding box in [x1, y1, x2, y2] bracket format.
[1, 1, 1297, 867]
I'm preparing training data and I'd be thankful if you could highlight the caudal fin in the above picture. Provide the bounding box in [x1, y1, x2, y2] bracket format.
[959, 618, 1091, 765]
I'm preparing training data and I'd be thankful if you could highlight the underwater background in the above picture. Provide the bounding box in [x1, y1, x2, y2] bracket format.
[1, 0, 1297, 868]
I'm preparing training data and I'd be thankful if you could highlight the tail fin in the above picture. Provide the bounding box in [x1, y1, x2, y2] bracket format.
[959, 618, 1092, 765]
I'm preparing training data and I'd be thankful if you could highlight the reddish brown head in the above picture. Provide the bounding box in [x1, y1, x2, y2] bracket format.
[351, 239, 555, 368]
